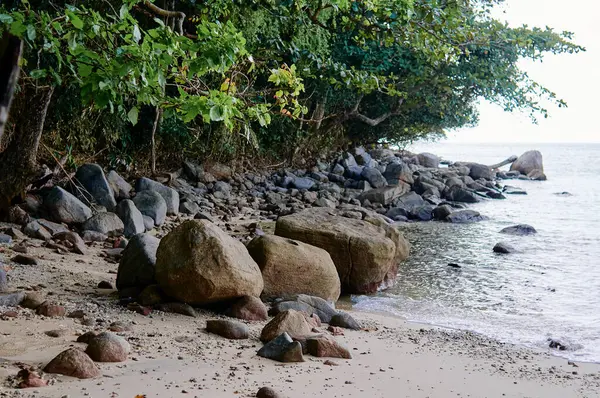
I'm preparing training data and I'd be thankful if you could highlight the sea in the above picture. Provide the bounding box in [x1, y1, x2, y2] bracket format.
[352, 142, 600, 363]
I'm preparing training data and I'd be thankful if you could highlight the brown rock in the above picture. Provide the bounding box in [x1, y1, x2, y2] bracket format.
[109, 321, 133, 332]
[67, 309, 87, 318]
[53, 231, 87, 255]
[155, 302, 197, 317]
[260, 309, 313, 343]
[226, 295, 268, 321]
[247, 235, 341, 302]
[11, 254, 38, 265]
[256, 387, 283, 398]
[16, 368, 47, 388]
[307, 336, 352, 359]
[76, 331, 98, 344]
[154, 220, 263, 305]
[36, 301, 66, 317]
[138, 284, 166, 306]
[45, 329, 68, 338]
[20, 292, 44, 309]
[44, 348, 100, 379]
[206, 319, 249, 340]
[85, 332, 130, 362]
[327, 325, 344, 336]
[97, 280, 114, 289]
[8, 205, 30, 226]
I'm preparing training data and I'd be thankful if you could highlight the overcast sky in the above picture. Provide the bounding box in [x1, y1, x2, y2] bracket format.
[447, 0, 599, 143]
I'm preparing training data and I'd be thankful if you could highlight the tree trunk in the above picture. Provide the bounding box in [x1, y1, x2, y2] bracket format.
[0, 85, 54, 210]
[0, 33, 22, 140]
[150, 106, 163, 176]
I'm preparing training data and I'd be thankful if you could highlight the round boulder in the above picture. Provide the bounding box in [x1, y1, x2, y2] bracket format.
[500, 224, 537, 236]
[85, 332, 130, 362]
[82, 212, 124, 237]
[133, 191, 167, 226]
[44, 348, 100, 379]
[510, 150, 544, 175]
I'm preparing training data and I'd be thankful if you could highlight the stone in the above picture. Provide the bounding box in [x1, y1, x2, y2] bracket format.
[329, 312, 361, 330]
[138, 284, 166, 306]
[257, 332, 305, 363]
[8, 205, 30, 226]
[155, 302, 197, 317]
[77, 331, 98, 344]
[194, 212, 216, 223]
[133, 191, 167, 226]
[445, 210, 485, 223]
[409, 205, 435, 221]
[75, 163, 117, 211]
[81, 230, 108, 242]
[293, 177, 315, 190]
[20, 292, 44, 309]
[12, 254, 37, 265]
[97, 280, 113, 289]
[106, 170, 132, 200]
[528, 169, 547, 181]
[510, 150, 544, 175]
[313, 197, 336, 208]
[493, 242, 515, 254]
[256, 387, 283, 398]
[5, 227, 26, 240]
[275, 208, 410, 294]
[45, 329, 67, 338]
[155, 220, 263, 305]
[0, 291, 25, 307]
[500, 224, 537, 236]
[361, 167, 387, 189]
[340, 152, 357, 169]
[44, 187, 92, 224]
[36, 219, 68, 235]
[247, 235, 341, 302]
[307, 337, 352, 359]
[85, 332, 130, 362]
[179, 201, 200, 215]
[82, 212, 124, 237]
[383, 162, 414, 185]
[0, 233, 12, 244]
[260, 309, 313, 342]
[142, 215, 155, 231]
[206, 163, 232, 180]
[467, 163, 494, 180]
[206, 319, 249, 339]
[357, 183, 410, 206]
[116, 233, 160, 292]
[135, 177, 180, 215]
[331, 164, 345, 175]
[53, 231, 87, 254]
[417, 152, 440, 168]
[109, 321, 133, 332]
[0, 269, 6, 292]
[444, 185, 479, 203]
[503, 186, 527, 195]
[36, 301, 66, 317]
[226, 295, 268, 321]
[269, 295, 337, 323]
[432, 205, 453, 220]
[44, 348, 100, 379]
[182, 160, 204, 181]
[116, 200, 145, 238]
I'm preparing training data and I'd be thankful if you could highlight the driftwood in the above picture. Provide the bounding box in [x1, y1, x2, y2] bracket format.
[0, 32, 22, 140]
[488, 155, 518, 170]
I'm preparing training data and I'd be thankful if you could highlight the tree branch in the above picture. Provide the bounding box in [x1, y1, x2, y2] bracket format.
[347, 97, 404, 126]
[143, 0, 185, 35]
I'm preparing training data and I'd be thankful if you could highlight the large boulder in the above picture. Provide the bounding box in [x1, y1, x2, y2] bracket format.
[445, 210, 485, 223]
[133, 191, 167, 226]
[361, 167, 387, 189]
[135, 177, 180, 215]
[510, 150, 544, 176]
[44, 187, 92, 224]
[444, 185, 479, 203]
[383, 162, 414, 185]
[467, 163, 494, 181]
[154, 220, 263, 305]
[116, 200, 145, 237]
[417, 153, 440, 168]
[357, 183, 410, 206]
[247, 235, 341, 302]
[116, 233, 160, 292]
[275, 208, 410, 294]
[269, 294, 337, 323]
[82, 212, 124, 237]
[44, 348, 100, 379]
[74, 164, 117, 211]
[106, 170, 132, 200]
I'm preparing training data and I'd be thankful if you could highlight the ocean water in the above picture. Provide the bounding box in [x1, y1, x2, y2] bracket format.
[353, 142, 600, 363]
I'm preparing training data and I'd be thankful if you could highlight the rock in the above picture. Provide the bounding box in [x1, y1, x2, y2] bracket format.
[44, 187, 92, 224]
[194, 212, 216, 223]
[0, 269, 6, 292]
[408, 205, 435, 221]
[247, 235, 340, 302]
[361, 167, 387, 189]
[329, 312, 361, 330]
[137, 284, 166, 306]
[493, 242, 515, 254]
[313, 197, 336, 208]
[135, 177, 179, 215]
[116, 200, 145, 238]
[432, 205, 453, 220]
[500, 224, 537, 236]
[116, 233, 160, 292]
[510, 150, 544, 175]
[179, 201, 200, 215]
[256, 387, 283, 398]
[44, 348, 100, 379]
[16, 368, 47, 388]
[81, 230, 108, 242]
[106, 170, 132, 200]
[340, 152, 357, 169]
[206, 319, 249, 339]
[76, 331, 98, 344]
[20, 292, 44, 309]
[292, 177, 315, 190]
[8, 205, 30, 226]
[36, 301, 66, 317]
[97, 280, 113, 289]
[226, 295, 268, 321]
[445, 210, 485, 223]
[0, 292, 25, 307]
[503, 186, 527, 195]
[260, 310, 313, 342]
[527, 169, 547, 181]
[275, 208, 410, 294]
[5, 227, 26, 240]
[357, 183, 411, 206]
[548, 339, 568, 351]
[206, 163, 232, 180]
[182, 160, 204, 181]
[75, 164, 117, 211]
[257, 332, 305, 363]
[468, 163, 494, 180]
[11, 254, 37, 265]
[142, 215, 155, 231]
[53, 231, 87, 254]
[0, 233, 12, 244]
[383, 162, 413, 185]
[45, 329, 68, 338]
[269, 294, 337, 323]
[331, 163, 345, 175]
[82, 212, 124, 237]
[109, 321, 132, 332]
[444, 185, 479, 203]
[38, 219, 69, 235]
[155, 220, 263, 305]
[307, 337, 352, 359]
[133, 191, 167, 226]
[85, 332, 130, 362]
[213, 181, 231, 199]
[417, 153, 440, 168]
[155, 302, 197, 317]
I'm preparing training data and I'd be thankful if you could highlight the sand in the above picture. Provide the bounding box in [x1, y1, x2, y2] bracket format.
[1, 224, 599, 398]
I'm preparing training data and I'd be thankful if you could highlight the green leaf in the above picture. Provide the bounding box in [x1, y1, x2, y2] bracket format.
[0, 14, 13, 24]
[29, 69, 47, 79]
[78, 63, 93, 77]
[26, 24, 36, 41]
[66, 11, 84, 29]
[209, 105, 225, 121]
[9, 21, 26, 36]
[132, 25, 141, 44]
[119, 4, 129, 20]
[127, 107, 139, 125]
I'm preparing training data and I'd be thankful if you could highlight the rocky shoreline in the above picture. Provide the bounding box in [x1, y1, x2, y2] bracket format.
[2, 145, 595, 397]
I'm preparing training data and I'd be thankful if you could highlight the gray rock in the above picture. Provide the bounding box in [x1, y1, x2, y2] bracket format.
[357, 184, 410, 206]
[257, 332, 304, 363]
[133, 191, 167, 226]
[527, 169, 547, 181]
[340, 153, 357, 169]
[510, 150, 544, 175]
[383, 162, 414, 185]
[81, 230, 108, 242]
[0, 268, 7, 292]
[344, 165, 364, 180]
[269, 294, 338, 323]
[75, 163, 117, 211]
[417, 153, 440, 168]
[23, 221, 51, 240]
[206, 319, 249, 340]
[0, 233, 12, 244]
[106, 170, 132, 200]
[329, 312, 361, 330]
[142, 215, 155, 231]
[212, 181, 231, 200]
[135, 177, 180, 215]
[446, 210, 485, 223]
[44, 187, 92, 224]
[503, 186, 527, 195]
[361, 167, 387, 188]
[182, 160, 204, 182]
[493, 242, 515, 254]
[293, 177, 315, 191]
[409, 205, 435, 221]
[37, 219, 69, 235]
[386, 207, 409, 219]
[432, 205, 453, 220]
[194, 212, 216, 223]
[179, 201, 200, 215]
[395, 192, 426, 209]
[0, 291, 25, 307]
[468, 163, 494, 180]
[500, 224, 537, 236]
[82, 212, 124, 237]
[331, 163, 345, 175]
[444, 185, 479, 203]
[116, 233, 160, 291]
[116, 200, 145, 238]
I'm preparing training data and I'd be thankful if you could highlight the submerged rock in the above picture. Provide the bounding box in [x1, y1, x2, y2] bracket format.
[500, 224, 537, 236]
[493, 242, 515, 254]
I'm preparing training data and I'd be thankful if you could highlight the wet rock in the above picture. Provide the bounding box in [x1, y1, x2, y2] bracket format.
[11, 254, 37, 265]
[329, 312, 361, 330]
[256, 387, 283, 398]
[493, 242, 515, 254]
[307, 337, 352, 359]
[260, 309, 313, 342]
[116, 199, 145, 238]
[500, 224, 537, 236]
[82, 212, 124, 237]
[0, 291, 25, 307]
[85, 332, 130, 362]
[269, 295, 337, 323]
[226, 295, 268, 321]
[510, 150, 544, 176]
[53, 231, 87, 254]
[445, 210, 485, 223]
[45, 187, 93, 224]
[155, 302, 197, 317]
[548, 339, 568, 351]
[23, 221, 52, 240]
[44, 348, 100, 379]
[444, 185, 479, 203]
[81, 230, 108, 242]
[106, 170, 132, 200]
[136, 177, 179, 215]
[21, 292, 44, 309]
[116, 233, 160, 292]
[503, 186, 527, 195]
[75, 163, 117, 211]
[155, 220, 263, 305]
[432, 204, 453, 220]
[257, 332, 305, 363]
[206, 319, 249, 339]
[36, 301, 66, 317]
[133, 191, 167, 226]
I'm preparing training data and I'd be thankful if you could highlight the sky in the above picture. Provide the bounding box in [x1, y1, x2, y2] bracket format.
[446, 0, 600, 143]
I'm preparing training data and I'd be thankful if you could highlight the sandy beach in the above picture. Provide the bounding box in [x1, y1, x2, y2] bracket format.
[1, 236, 599, 398]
